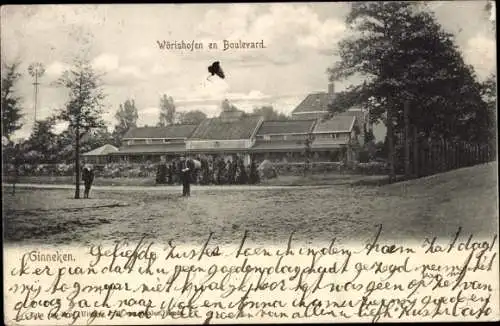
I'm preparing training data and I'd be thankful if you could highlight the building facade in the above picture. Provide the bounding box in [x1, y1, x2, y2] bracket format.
[99, 81, 371, 165]
[113, 124, 198, 162]
[185, 112, 262, 166]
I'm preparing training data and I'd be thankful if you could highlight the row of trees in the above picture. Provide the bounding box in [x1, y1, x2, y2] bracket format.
[328, 2, 496, 178]
[112, 95, 289, 146]
[2, 59, 290, 171]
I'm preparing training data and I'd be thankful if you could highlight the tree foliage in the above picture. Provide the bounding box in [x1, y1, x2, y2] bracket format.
[56, 59, 106, 133]
[55, 58, 106, 198]
[23, 116, 59, 163]
[113, 99, 138, 145]
[481, 73, 497, 147]
[329, 2, 490, 143]
[178, 110, 207, 125]
[1, 61, 24, 140]
[252, 105, 289, 121]
[158, 95, 176, 126]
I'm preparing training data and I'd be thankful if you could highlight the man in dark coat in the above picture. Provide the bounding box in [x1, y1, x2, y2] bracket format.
[82, 164, 95, 199]
[156, 156, 167, 184]
[180, 156, 194, 197]
[167, 162, 174, 184]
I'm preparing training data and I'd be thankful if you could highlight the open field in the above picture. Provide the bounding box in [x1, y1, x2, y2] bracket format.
[3, 162, 497, 247]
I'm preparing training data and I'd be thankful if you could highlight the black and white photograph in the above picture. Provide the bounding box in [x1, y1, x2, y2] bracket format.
[2, 2, 498, 324]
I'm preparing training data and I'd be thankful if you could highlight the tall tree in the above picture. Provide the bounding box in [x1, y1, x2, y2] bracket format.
[113, 99, 138, 145]
[252, 105, 289, 121]
[178, 110, 207, 125]
[24, 116, 59, 163]
[55, 128, 75, 163]
[80, 126, 115, 153]
[56, 58, 106, 199]
[329, 2, 490, 144]
[1, 61, 24, 141]
[481, 73, 497, 152]
[158, 95, 176, 126]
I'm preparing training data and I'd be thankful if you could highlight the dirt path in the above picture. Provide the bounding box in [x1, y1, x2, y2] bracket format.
[3, 163, 497, 246]
[2, 183, 330, 192]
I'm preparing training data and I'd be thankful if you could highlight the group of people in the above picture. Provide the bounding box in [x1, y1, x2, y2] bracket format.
[81, 154, 260, 199]
[156, 155, 260, 187]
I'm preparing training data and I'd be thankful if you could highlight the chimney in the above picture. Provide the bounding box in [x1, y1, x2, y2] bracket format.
[328, 81, 335, 96]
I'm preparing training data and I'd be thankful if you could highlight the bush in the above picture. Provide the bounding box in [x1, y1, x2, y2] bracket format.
[358, 151, 370, 163]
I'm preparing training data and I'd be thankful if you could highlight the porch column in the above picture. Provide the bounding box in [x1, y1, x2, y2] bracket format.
[244, 153, 251, 166]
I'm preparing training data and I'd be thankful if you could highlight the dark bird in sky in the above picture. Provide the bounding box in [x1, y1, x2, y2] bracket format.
[207, 61, 225, 80]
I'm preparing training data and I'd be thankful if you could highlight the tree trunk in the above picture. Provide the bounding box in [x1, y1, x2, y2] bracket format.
[387, 103, 395, 183]
[75, 124, 80, 199]
[412, 126, 418, 177]
[404, 100, 410, 179]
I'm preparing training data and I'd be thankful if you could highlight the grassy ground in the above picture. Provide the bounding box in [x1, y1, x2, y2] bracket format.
[3, 162, 497, 246]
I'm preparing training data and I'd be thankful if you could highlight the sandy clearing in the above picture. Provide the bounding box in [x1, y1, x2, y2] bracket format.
[3, 163, 497, 247]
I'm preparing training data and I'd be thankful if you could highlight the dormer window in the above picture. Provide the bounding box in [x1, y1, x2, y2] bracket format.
[163, 139, 170, 143]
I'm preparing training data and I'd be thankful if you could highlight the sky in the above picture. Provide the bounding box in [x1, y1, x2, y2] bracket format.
[1, 2, 497, 141]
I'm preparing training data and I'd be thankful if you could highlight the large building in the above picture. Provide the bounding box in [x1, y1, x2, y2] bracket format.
[113, 124, 198, 162]
[186, 112, 262, 165]
[107, 81, 372, 164]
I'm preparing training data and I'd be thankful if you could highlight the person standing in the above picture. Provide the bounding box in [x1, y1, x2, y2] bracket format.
[156, 156, 167, 184]
[180, 156, 194, 197]
[167, 161, 174, 184]
[82, 164, 95, 199]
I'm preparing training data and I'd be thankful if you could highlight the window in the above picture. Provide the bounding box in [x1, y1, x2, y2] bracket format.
[146, 139, 152, 144]
[283, 135, 288, 141]
[331, 134, 337, 139]
[163, 139, 170, 143]
[263, 135, 271, 141]
[127, 140, 134, 145]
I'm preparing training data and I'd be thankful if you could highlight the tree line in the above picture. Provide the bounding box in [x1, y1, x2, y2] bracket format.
[1, 59, 289, 177]
[328, 2, 496, 177]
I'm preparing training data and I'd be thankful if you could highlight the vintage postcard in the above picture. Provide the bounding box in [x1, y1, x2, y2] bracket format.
[2, 2, 499, 325]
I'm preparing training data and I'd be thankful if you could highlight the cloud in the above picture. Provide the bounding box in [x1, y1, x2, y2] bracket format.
[90, 53, 149, 86]
[92, 53, 120, 72]
[45, 61, 69, 79]
[464, 33, 496, 80]
[195, 4, 346, 67]
[137, 106, 160, 126]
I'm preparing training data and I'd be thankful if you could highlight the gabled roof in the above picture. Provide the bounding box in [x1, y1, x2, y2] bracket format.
[189, 116, 262, 140]
[116, 144, 186, 154]
[335, 108, 368, 127]
[313, 115, 356, 133]
[123, 125, 198, 139]
[82, 144, 119, 156]
[292, 92, 332, 114]
[256, 119, 317, 135]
